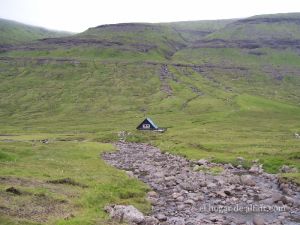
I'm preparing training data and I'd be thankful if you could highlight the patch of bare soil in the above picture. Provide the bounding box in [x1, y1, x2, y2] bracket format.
[0, 176, 80, 223]
[47, 177, 88, 188]
[0, 191, 73, 223]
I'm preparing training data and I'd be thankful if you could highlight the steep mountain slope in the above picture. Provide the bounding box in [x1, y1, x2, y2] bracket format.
[207, 13, 300, 40]
[1, 23, 188, 60]
[0, 18, 71, 45]
[193, 13, 300, 50]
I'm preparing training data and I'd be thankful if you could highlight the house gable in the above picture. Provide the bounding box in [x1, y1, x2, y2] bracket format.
[136, 118, 158, 130]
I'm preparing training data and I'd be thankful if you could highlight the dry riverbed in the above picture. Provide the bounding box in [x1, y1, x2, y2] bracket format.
[103, 142, 300, 225]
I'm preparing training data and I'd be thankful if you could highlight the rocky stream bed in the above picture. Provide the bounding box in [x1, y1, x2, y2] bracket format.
[102, 142, 300, 225]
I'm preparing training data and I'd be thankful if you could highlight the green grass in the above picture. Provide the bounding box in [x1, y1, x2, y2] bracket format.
[0, 141, 150, 225]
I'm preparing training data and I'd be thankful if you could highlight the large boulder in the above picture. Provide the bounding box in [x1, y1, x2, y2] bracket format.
[105, 205, 145, 224]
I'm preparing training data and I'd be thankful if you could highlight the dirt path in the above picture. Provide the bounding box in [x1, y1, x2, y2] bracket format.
[102, 142, 300, 225]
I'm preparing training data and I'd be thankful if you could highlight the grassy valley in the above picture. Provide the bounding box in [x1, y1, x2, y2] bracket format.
[0, 13, 299, 224]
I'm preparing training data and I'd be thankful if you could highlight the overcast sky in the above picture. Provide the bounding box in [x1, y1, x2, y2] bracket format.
[0, 0, 300, 32]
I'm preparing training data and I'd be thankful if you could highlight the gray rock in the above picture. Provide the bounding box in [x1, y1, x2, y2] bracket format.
[236, 157, 245, 162]
[180, 181, 198, 191]
[197, 159, 208, 165]
[240, 175, 256, 186]
[188, 193, 203, 201]
[144, 216, 159, 225]
[207, 182, 217, 189]
[168, 217, 185, 225]
[216, 190, 227, 198]
[280, 195, 294, 205]
[147, 197, 159, 205]
[125, 170, 135, 178]
[271, 192, 283, 203]
[147, 191, 158, 198]
[177, 204, 185, 210]
[165, 176, 175, 181]
[184, 199, 195, 205]
[172, 192, 182, 199]
[280, 165, 298, 173]
[260, 197, 274, 205]
[104, 205, 145, 224]
[176, 196, 185, 202]
[253, 215, 265, 225]
[156, 213, 167, 221]
[227, 175, 241, 184]
[193, 165, 200, 171]
[224, 163, 234, 169]
[249, 164, 263, 174]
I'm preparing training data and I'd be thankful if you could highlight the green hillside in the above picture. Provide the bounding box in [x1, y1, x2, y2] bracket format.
[0, 18, 71, 45]
[206, 13, 300, 40]
[0, 13, 300, 224]
[164, 19, 236, 42]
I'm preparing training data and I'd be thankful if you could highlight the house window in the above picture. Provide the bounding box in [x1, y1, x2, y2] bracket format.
[143, 124, 150, 129]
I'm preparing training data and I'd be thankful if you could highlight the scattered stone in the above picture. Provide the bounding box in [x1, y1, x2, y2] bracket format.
[249, 164, 263, 174]
[193, 165, 200, 171]
[40, 139, 49, 144]
[172, 192, 181, 199]
[184, 199, 195, 205]
[125, 170, 135, 178]
[253, 215, 265, 225]
[281, 195, 294, 205]
[216, 190, 227, 198]
[224, 163, 234, 169]
[102, 142, 300, 224]
[168, 217, 185, 225]
[236, 157, 244, 162]
[227, 175, 240, 184]
[156, 213, 167, 221]
[271, 192, 283, 203]
[144, 216, 159, 225]
[260, 197, 274, 205]
[207, 182, 217, 189]
[240, 175, 256, 186]
[280, 165, 298, 173]
[197, 159, 208, 165]
[147, 191, 158, 198]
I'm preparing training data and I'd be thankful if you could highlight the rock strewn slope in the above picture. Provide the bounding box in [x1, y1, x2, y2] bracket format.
[103, 142, 300, 225]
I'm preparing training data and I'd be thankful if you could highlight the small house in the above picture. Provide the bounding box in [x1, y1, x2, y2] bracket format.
[136, 118, 166, 132]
